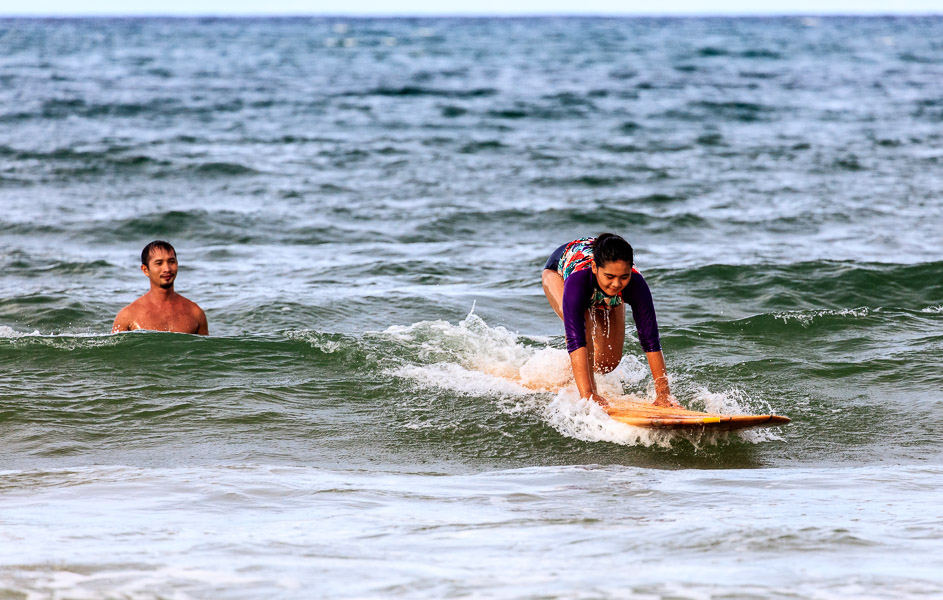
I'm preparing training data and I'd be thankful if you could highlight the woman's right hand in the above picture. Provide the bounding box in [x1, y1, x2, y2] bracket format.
[590, 393, 611, 409]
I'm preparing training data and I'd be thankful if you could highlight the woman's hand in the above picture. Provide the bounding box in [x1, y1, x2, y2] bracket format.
[646, 351, 681, 409]
[653, 393, 681, 409]
[571, 351, 612, 409]
[653, 375, 680, 408]
[570, 346, 599, 404]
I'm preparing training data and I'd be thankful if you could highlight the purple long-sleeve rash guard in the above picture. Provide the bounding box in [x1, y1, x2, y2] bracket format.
[562, 267, 661, 354]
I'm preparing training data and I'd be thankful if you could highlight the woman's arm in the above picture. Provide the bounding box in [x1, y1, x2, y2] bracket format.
[570, 346, 608, 407]
[561, 271, 610, 407]
[625, 272, 680, 408]
[645, 350, 679, 408]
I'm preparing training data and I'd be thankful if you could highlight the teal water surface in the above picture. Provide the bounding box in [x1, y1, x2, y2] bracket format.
[1, 16, 942, 599]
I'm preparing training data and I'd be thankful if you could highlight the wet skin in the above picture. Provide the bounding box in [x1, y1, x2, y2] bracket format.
[542, 259, 678, 409]
[111, 248, 208, 335]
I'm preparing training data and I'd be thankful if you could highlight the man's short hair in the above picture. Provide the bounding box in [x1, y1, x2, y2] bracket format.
[141, 240, 176, 266]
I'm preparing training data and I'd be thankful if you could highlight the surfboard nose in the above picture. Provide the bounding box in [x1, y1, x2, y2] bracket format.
[605, 399, 792, 431]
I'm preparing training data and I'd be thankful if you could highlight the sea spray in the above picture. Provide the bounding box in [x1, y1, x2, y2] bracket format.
[383, 312, 779, 446]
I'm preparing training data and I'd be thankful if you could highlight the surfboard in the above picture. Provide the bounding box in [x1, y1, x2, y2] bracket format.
[605, 399, 790, 431]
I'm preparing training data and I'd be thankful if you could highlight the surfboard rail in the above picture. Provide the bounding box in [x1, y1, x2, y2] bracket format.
[605, 400, 791, 431]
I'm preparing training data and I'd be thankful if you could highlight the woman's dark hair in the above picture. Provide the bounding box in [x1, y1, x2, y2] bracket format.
[141, 240, 176, 266]
[593, 233, 633, 267]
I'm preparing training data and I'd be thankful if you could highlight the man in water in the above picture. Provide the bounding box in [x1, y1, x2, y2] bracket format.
[111, 240, 208, 335]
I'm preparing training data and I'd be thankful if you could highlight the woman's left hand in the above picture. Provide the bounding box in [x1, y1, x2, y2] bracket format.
[653, 393, 681, 409]
[652, 371, 680, 408]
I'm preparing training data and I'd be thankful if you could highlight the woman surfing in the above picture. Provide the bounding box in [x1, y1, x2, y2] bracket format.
[542, 233, 680, 409]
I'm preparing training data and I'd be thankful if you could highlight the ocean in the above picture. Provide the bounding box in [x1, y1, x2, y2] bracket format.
[1, 15, 942, 599]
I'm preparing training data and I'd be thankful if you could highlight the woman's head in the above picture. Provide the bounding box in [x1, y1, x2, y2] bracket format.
[593, 233, 633, 268]
[591, 233, 634, 296]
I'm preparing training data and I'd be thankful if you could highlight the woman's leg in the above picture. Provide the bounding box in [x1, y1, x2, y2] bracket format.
[542, 269, 565, 321]
[589, 304, 625, 373]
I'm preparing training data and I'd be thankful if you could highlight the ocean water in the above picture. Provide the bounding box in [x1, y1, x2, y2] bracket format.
[1, 16, 942, 599]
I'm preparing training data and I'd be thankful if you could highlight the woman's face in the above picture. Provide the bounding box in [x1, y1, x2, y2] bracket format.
[591, 259, 632, 296]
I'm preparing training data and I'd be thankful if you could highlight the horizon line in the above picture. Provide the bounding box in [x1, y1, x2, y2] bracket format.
[3, 11, 942, 18]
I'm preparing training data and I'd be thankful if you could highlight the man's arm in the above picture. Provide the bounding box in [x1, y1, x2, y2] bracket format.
[111, 307, 132, 333]
[196, 308, 208, 336]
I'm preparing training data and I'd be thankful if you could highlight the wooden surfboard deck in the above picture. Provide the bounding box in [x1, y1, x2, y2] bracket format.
[606, 400, 791, 431]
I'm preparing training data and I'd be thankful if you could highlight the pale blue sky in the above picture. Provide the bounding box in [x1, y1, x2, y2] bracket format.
[4, 0, 941, 16]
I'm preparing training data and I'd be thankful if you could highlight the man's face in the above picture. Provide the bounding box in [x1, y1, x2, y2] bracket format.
[142, 248, 178, 289]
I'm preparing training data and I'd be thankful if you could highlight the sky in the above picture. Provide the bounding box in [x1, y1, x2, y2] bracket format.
[3, 0, 942, 16]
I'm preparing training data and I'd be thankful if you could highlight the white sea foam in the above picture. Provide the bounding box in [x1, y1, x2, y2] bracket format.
[921, 305, 943, 314]
[0, 326, 141, 340]
[540, 391, 677, 448]
[774, 307, 873, 327]
[694, 386, 750, 415]
[384, 311, 771, 447]
[691, 387, 783, 443]
[286, 329, 343, 353]
[393, 362, 534, 397]
[0, 326, 40, 338]
[8, 564, 259, 600]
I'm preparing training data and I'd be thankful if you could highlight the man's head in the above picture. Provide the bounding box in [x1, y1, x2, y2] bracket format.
[140, 240, 178, 289]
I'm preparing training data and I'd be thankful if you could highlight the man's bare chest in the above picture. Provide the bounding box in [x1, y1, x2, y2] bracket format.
[131, 307, 198, 334]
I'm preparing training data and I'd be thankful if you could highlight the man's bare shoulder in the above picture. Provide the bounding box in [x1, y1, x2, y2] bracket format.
[112, 295, 148, 332]
[174, 293, 204, 314]
[174, 293, 209, 335]
[122, 294, 150, 310]
[116, 294, 147, 314]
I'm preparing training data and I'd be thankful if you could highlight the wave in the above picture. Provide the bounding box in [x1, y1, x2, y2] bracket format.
[0, 97, 255, 124]
[2, 296, 937, 465]
[0, 312, 785, 454]
[0, 144, 266, 182]
[0, 294, 99, 333]
[659, 100, 782, 123]
[0, 144, 172, 170]
[381, 312, 782, 449]
[353, 86, 498, 98]
[4, 254, 938, 341]
[79, 209, 363, 246]
[0, 325, 40, 338]
[189, 161, 259, 176]
[459, 140, 507, 153]
[408, 206, 710, 243]
[484, 100, 597, 120]
[659, 260, 943, 313]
